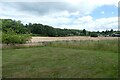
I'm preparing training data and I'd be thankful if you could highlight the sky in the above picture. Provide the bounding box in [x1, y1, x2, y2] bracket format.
[0, 0, 119, 31]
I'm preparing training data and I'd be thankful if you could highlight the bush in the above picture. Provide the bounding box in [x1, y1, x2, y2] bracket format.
[2, 33, 31, 45]
[90, 33, 98, 37]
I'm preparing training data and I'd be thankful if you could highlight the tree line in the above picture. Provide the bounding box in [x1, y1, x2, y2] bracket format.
[2, 19, 119, 37]
[2, 19, 88, 37]
[1, 19, 120, 44]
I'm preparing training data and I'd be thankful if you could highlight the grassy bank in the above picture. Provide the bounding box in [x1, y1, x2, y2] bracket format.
[47, 40, 118, 53]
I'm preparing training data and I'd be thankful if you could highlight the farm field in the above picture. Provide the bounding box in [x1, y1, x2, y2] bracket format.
[2, 39, 118, 78]
[31, 36, 118, 43]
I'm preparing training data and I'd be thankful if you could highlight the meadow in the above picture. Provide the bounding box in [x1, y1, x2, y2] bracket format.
[2, 39, 118, 78]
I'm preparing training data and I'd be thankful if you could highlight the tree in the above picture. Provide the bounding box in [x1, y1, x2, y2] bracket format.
[2, 19, 28, 34]
[90, 33, 98, 37]
[2, 19, 31, 44]
[110, 29, 113, 33]
[83, 29, 86, 36]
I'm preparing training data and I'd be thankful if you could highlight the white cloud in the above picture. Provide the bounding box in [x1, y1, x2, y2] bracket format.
[95, 17, 118, 30]
[0, 0, 118, 31]
[53, 16, 118, 31]
[0, 0, 119, 15]
[1, 12, 118, 31]
[76, 16, 118, 31]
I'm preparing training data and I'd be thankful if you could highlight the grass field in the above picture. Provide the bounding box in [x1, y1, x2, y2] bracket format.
[2, 39, 118, 78]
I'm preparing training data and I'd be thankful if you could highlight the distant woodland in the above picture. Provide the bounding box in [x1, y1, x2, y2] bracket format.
[1, 19, 119, 37]
[0, 19, 119, 44]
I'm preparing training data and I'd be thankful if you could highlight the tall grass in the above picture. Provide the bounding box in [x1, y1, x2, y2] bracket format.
[47, 40, 118, 53]
[2, 38, 118, 53]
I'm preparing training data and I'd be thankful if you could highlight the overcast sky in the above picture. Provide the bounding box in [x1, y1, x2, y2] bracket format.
[0, 0, 119, 31]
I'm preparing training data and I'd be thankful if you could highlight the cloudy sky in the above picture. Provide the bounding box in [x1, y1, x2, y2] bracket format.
[0, 0, 119, 31]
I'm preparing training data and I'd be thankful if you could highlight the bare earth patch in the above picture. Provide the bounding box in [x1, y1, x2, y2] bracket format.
[31, 36, 118, 43]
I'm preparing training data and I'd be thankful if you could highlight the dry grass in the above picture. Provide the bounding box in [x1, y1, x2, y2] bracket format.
[31, 36, 118, 43]
[2, 36, 118, 49]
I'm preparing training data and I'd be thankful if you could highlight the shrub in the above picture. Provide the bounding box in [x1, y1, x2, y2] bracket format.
[2, 33, 31, 45]
[90, 33, 98, 37]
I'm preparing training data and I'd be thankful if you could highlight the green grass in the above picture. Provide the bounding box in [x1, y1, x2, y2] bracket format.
[3, 46, 118, 78]
[47, 40, 118, 53]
